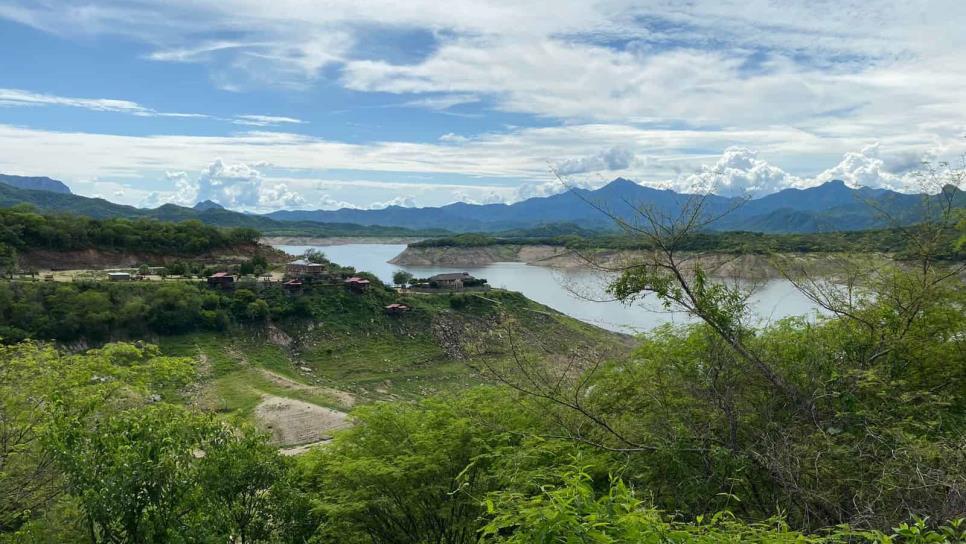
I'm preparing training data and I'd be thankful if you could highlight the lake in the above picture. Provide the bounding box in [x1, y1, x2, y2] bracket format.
[275, 243, 823, 334]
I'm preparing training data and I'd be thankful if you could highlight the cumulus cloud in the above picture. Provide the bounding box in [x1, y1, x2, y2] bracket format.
[369, 195, 417, 209]
[672, 144, 944, 197]
[680, 147, 804, 197]
[554, 147, 637, 175]
[450, 191, 506, 205]
[812, 143, 910, 191]
[142, 159, 306, 211]
[315, 194, 358, 210]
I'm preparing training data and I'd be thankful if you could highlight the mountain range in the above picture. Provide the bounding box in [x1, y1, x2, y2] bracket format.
[266, 178, 963, 233]
[0, 173, 961, 234]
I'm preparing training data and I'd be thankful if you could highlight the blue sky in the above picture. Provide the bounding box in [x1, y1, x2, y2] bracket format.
[0, 1, 964, 212]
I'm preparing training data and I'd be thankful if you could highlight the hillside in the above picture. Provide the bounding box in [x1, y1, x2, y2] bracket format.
[0, 274, 631, 443]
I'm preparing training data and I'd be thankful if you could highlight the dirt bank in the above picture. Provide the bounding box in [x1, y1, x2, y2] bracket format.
[390, 245, 891, 280]
[263, 236, 425, 247]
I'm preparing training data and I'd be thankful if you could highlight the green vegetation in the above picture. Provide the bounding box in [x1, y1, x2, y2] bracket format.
[0, 206, 259, 257]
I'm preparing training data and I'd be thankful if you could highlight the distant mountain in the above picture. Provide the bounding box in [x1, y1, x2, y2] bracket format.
[267, 178, 964, 233]
[193, 199, 225, 211]
[1, 172, 960, 235]
[0, 174, 72, 194]
[0, 182, 440, 237]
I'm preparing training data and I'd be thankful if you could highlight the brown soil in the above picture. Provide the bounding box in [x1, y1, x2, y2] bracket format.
[254, 395, 351, 447]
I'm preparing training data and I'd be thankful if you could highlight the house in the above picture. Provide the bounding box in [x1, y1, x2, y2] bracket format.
[285, 259, 326, 280]
[429, 272, 474, 290]
[207, 272, 235, 289]
[344, 276, 371, 292]
[384, 303, 410, 315]
[282, 279, 303, 294]
[107, 272, 131, 282]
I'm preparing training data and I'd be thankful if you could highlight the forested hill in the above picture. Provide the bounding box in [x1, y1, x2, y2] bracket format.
[0, 207, 269, 272]
[0, 174, 72, 194]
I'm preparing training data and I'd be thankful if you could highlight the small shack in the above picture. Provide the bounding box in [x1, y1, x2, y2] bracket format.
[286, 259, 326, 280]
[107, 272, 131, 282]
[384, 303, 410, 315]
[207, 272, 235, 289]
[344, 276, 371, 293]
[429, 272, 474, 290]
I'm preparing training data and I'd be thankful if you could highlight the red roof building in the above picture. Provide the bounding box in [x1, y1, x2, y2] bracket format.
[344, 276, 371, 292]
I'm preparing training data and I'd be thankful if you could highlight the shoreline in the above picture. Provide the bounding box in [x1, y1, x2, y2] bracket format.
[389, 244, 896, 280]
[262, 235, 426, 247]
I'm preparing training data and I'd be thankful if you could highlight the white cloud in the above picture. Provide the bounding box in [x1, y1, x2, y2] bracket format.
[439, 132, 468, 143]
[369, 195, 417, 209]
[403, 94, 478, 111]
[141, 159, 306, 211]
[0, 88, 206, 118]
[514, 177, 601, 201]
[812, 143, 916, 192]
[232, 114, 306, 126]
[555, 147, 637, 175]
[0, 88, 312, 129]
[681, 147, 805, 197]
[315, 194, 359, 210]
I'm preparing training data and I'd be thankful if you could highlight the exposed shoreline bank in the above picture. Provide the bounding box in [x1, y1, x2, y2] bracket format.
[263, 235, 425, 247]
[389, 244, 894, 280]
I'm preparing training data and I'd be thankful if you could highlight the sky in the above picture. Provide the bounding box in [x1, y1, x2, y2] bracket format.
[0, 1, 964, 212]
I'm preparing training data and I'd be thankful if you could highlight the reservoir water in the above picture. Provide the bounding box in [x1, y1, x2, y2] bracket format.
[275, 243, 823, 334]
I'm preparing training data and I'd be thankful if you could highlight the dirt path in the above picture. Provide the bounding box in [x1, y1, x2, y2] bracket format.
[254, 395, 351, 448]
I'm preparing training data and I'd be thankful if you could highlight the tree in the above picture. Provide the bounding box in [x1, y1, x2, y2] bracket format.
[50, 404, 218, 543]
[246, 299, 270, 321]
[196, 428, 288, 544]
[0, 244, 16, 278]
[0, 343, 195, 536]
[392, 270, 413, 288]
[303, 390, 540, 544]
[303, 248, 326, 264]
